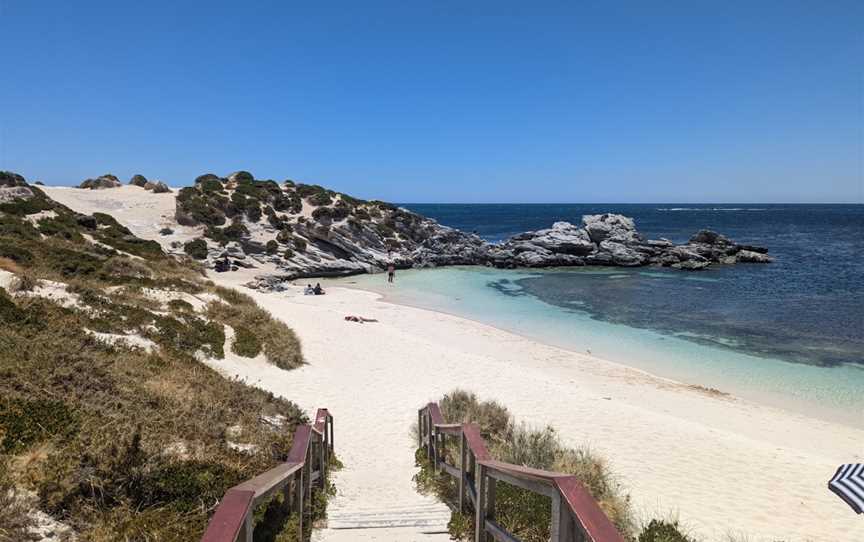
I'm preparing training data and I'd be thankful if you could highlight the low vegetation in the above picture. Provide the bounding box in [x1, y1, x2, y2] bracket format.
[0, 172, 313, 540]
[414, 390, 714, 542]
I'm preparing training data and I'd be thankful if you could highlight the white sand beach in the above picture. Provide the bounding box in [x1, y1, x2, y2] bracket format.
[43, 186, 863, 541]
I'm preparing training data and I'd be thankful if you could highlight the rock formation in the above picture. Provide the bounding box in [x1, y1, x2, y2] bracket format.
[171, 172, 771, 282]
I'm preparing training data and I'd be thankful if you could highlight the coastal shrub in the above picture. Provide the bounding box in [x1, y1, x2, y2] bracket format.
[233, 326, 263, 358]
[37, 214, 84, 241]
[184, 238, 209, 260]
[331, 202, 350, 221]
[0, 243, 34, 265]
[159, 227, 174, 235]
[0, 398, 79, 453]
[638, 519, 694, 542]
[308, 191, 333, 206]
[266, 240, 279, 255]
[207, 299, 303, 370]
[167, 298, 194, 313]
[294, 238, 307, 252]
[352, 207, 371, 221]
[311, 206, 333, 221]
[149, 314, 225, 358]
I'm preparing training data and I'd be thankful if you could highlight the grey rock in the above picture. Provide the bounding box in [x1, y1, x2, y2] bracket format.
[736, 250, 773, 263]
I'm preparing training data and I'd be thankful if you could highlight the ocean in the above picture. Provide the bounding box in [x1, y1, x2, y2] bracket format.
[337, 204, 864, 426]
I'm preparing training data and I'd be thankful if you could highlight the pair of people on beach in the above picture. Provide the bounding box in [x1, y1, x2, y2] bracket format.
[304, 283, 324, 295]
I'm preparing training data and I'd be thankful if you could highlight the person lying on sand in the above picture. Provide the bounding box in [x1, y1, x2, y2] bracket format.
[344, 315, 378, 323]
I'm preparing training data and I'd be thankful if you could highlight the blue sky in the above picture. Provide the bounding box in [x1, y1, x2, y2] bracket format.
[1, 1, 861, 203]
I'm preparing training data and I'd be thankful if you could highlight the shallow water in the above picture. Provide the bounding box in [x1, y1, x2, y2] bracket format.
[338, 266, 864, 427]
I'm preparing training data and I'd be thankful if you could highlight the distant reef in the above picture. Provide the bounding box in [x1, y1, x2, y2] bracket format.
[168, 171, 771, 285]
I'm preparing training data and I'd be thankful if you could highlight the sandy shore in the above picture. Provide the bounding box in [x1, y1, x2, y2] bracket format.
[209, 271, 863, 542]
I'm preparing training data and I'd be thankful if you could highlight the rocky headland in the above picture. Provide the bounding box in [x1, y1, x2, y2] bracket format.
[165, 171, 771, 284]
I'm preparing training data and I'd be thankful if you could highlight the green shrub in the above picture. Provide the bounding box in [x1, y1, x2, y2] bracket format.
[233, 326, 262, 358]
[266, 240, 279, 255]
[307, 191, 332, 206]
[293, 238, 307, 252]
[638, 519, 694, 542]
[283, 249, 294, 260]
[311, 206, 333, 221]
[0, 398, 78, 453]
[140, 460, 243, 513]
[0, 243, 34, 264]
[184, 239, 209, 260]
[167, 299, 194, 313]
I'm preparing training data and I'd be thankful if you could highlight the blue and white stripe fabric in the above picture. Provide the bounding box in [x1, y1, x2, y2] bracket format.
[829, 463, 864, 514]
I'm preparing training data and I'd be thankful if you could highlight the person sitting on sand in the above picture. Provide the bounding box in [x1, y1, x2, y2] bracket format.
[304, 284, 314, 295]
[313, 283, 324, 295]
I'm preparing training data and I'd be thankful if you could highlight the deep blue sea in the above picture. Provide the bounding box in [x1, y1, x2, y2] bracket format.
[340, 204, 864, 425]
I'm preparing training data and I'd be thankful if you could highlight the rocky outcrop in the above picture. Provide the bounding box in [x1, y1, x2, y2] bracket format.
[79, 174, 121, 190]
[169, 172, 771, 280]
[487, 218, 771, 270]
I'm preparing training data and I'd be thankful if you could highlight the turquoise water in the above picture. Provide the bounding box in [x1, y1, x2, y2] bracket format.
[335, 266, 864, 428]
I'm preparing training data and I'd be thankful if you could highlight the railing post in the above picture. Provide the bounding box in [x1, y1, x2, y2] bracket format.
[318, 433, 326, 489]
[418, 410, 423, 449]
[551, 493, 562, 542]
[433, 426, 441, 472]
[295, 469, 304, 540]
[474, 463, 487, 542]
[459, 431, 467, 512]
[427, 412, 434, 462]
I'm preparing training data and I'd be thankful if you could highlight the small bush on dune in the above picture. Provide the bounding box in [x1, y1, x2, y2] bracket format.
[638, 519, 695, 542]
[233, 326, 262, 358]
[207, 293, 303, 370]
[184, 239, 208, 260]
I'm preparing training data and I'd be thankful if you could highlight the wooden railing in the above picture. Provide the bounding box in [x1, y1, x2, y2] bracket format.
[201, 408, 334, 542]
[418, 403, 624, 542]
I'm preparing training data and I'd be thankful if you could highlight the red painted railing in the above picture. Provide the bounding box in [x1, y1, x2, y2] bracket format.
[418, 402, 624, 542]
[200, 408, 334, 542]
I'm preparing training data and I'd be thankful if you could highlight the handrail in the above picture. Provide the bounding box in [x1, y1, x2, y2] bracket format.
[418, 402, 624, 542]
[201, 408, 334, 542]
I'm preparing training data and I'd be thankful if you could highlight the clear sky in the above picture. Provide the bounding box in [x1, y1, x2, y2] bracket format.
[1, 1, 861, 203]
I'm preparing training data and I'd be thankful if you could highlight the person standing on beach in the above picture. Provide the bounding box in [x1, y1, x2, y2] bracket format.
[387, 264, 395, 283]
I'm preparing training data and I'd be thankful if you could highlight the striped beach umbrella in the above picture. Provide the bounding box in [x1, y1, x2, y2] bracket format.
[829, 464, 864, 514]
